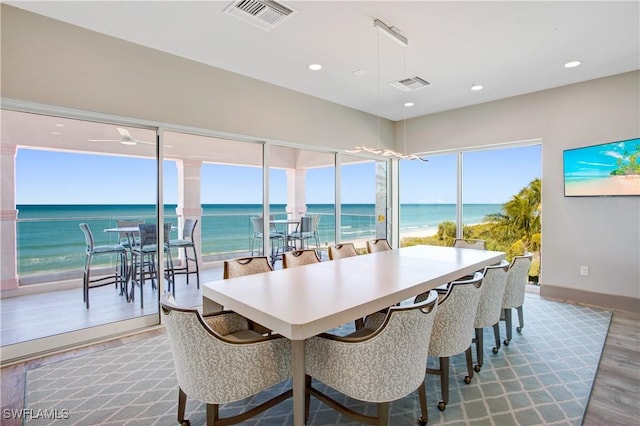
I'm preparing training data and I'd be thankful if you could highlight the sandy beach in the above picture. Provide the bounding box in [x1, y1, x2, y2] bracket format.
[566, 175, 640, 196]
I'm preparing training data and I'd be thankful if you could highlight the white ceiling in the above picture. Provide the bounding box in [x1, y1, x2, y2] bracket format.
[7, 1, 640, 121]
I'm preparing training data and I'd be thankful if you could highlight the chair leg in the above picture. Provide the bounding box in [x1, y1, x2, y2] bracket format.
[418, 381, 428, 425]
[206, 403, 219, 426]
[192, 245, 200, 289]
[376, 402, 389, 426]
[492, 322, 501, 354]
[182, 247, 191, 286]
[439, 356, 449, 410]
[464, 346, 474, 383]
[504, 308, 512, 345]
[516, 305, 524, 333]
[474, 328, 483, 372]
[83, 253, 91, 308]
[177, 387, 189, 425]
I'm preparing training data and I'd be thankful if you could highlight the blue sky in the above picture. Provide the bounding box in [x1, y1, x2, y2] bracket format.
[15, 145, 540, 205]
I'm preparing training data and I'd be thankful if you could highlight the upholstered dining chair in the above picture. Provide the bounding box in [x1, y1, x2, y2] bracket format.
[366, 238, 392, 253]
[170, 218, 200, 289]
[453, 238, 486, 250]
[79, 223, 128, 309]
[417, 271, 484, 411]
[223, 256, 273, 279]
[223, 256, 273, 335]
[328, 242, 359, 260]
[282, 249, 321, 268]
[501, 252, 534, 346]
[473, 260, 509, 372]
[305, 291, 439, 426]
[129, 222, 174, 308]
[160, 294, 292, 426]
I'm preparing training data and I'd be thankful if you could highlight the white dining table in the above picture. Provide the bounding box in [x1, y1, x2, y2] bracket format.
[202, 244, 505, 425]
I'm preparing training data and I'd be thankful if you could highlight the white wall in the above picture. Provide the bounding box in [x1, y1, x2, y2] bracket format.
[0, 5, 394, 152]
[400, 71, 640, 307]
[2, 5, 639, 310]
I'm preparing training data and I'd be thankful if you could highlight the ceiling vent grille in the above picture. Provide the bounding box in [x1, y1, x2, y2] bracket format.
[390, 76, 431, 92]
[224, 0, 296, 31]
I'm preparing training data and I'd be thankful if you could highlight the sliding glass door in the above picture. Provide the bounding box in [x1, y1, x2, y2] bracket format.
[1, 108, 162, 361]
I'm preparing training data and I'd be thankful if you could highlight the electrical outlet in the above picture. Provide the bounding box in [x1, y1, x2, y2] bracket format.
[580, 266, 589, 276]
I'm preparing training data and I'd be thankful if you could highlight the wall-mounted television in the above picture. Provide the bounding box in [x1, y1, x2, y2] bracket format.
[563, 137, 640, 197]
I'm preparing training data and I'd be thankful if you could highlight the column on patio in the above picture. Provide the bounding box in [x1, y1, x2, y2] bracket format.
[175, 159, 203, 265]
[285, 168, 307, 221]
[374, 161, 389, 242]
[1, 143, 18, 290]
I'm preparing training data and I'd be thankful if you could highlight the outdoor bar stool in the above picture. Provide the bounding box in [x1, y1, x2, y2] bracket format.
[79, 223, 128, 309]
[129, 222, 175, 308]
[170, 218, 200, 289]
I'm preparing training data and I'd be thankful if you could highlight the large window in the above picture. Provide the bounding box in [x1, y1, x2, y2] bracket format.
[340, 156, 389, 251]
[398, 153, 457, 242]
[399, 143, 541, 250]
[4, 109, 160, 354]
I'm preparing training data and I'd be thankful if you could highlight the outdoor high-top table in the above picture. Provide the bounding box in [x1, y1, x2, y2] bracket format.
[202, 244, 505, 425]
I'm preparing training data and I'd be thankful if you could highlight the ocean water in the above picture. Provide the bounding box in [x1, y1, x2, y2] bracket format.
[15, 203, 501, 276]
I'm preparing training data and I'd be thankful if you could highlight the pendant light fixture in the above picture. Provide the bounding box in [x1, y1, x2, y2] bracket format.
[346, 19, 427, 162]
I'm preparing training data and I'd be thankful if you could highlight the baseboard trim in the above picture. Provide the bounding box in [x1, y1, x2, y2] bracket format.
[541, 284, 640, 314]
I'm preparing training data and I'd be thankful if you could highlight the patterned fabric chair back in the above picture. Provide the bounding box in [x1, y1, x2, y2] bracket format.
[453, 238, 486, 250]
[160, 294, 291, 404]
[425, 272, 484, 357]
[329, 243, 358, 260]
[475, 260, 509, 328]
[305, 291, 438, 403]
[502, 253, 533, 309]
[223, 256, 273, 278]
[282, 249, 320, 268]
[366, 239, 391, 253]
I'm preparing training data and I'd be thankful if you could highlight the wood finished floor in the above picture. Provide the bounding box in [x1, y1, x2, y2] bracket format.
[1, 276, 638, 425]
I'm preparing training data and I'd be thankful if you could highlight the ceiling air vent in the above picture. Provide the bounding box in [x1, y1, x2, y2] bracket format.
[224, 0, 296, 31]
[390, 76, 431, 92]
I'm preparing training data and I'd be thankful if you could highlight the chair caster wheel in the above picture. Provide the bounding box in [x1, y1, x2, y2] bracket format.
[516, 326, 522, 333]
[179, 420, 190, 426]
[492, 347, 499, 354]
[437, 401, 447, 411]
[474, 364, 481, 372]
[504, 339, 510, 346]
[464, 376, 472, 384]
[418, 415, 428, 425]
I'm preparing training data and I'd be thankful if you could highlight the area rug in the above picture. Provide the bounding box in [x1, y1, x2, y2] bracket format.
[24, 294, 611, 425]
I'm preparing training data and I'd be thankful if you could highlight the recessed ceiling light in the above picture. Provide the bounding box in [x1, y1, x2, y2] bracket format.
[308, 64, 322, 71]
[471, 84, 484, 91]
[564, 60, 582, 68]
[54, 123, 64, 127]
[404, 102, 415, 107]
[51, 131, 60, 135]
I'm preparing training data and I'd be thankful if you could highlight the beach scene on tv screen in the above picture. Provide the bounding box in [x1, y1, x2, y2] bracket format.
[564, 138, 640, 196]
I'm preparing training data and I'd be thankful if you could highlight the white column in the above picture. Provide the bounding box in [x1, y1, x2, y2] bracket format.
[175, 160, 203, 264]
[285, 168, 307, 219]
[1, 143, 19, 291]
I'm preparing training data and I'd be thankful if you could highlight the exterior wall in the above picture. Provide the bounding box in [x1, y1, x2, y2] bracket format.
[400, 71, 640, 312]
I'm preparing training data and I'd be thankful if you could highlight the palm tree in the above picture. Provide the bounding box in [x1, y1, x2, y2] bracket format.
[484, 178, 541, 252]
